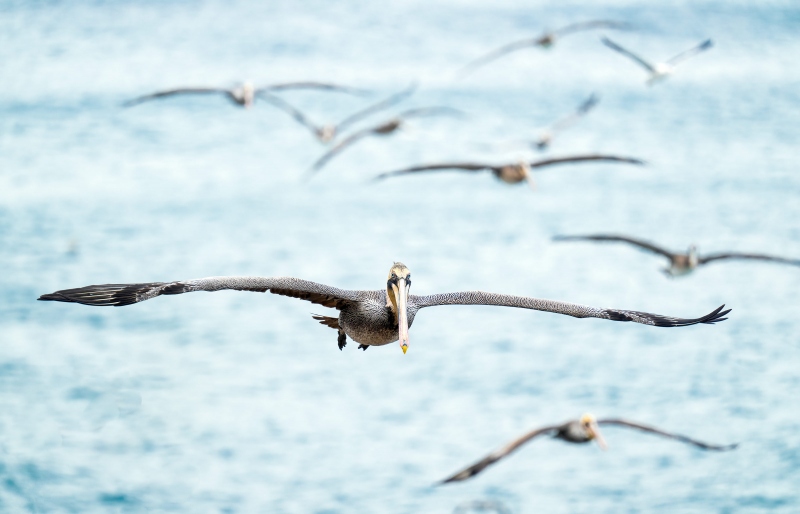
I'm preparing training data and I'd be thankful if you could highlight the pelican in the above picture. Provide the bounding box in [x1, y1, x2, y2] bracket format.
[553, 234, 800, 277]
[259, 84, 416, 143]
[458, 20, 633, 76]
[601, 37, 713, 85]
[123, 81, 366, 109]
[373, 154, 645, 187]
[309, 108, 464, 173]
[39, 262, 729, 354]
[440, 413, 738, 484]
[534, 93, 599, 151]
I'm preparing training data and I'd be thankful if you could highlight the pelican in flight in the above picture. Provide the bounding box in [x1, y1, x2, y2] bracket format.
[259, 84, 416, 143]
[440, 413, 738, 484]
[534, 93, 599, 151]
[458, 20, 632, 76]
[554, 234, 800, 277]
[373, 154, 645, 187]
[601, 37, 713, 85]
[123, 81, 366, 109]
[39, 262, 729, 354]
[309, 108, 464, 173]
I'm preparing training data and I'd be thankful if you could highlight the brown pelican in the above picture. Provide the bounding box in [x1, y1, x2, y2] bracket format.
[123, 81, 366, 109]
[554, 234, 800, 277]
[458, 20, 633, 76]
[601, 37, 713, 85]
[534, 93, 599, 151]
[373, 154, 645, 187]
[38, 262, 729, 354]
[309, 108, 464, 173]
[259, 84, 416, 143]
[440, 413, 738, 484]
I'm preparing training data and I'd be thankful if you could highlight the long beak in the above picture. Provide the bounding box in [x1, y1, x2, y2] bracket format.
[393, 278, 410, 354]
[588, 423, 608, 451]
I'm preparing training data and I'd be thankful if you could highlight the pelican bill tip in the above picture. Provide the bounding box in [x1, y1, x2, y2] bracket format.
[401, 343, 408, 354]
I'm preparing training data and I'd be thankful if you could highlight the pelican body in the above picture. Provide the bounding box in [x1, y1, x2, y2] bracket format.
[39, 262, 729, 354]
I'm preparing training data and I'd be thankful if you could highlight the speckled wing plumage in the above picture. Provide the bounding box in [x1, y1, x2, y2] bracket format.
[38, 277, 367, 309]
[597, 419, 738, 450]
[439, 424, 562, 483]
[410, 291, 729, 327]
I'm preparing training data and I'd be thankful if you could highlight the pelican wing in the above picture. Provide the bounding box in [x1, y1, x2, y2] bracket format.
[256, 91, 322, 137]
[666, 39, 713, 66]
[552, 234, 675, 259]
[411, 291, 729, 327]
[373, 163, 496, 181]
[698, 252, 800, 267]
[309, 127, 377, 172]
[601, 37, 656, 73]
[598, 419, 738, 451]
[123, 88, 228, 107]
[38, 277, 365, 310]
[552, 20, 634, 37]
[439, 425, 562, 483]
[529, 154, 645, 169]
[335, 84, 417, 132]
[549, 93, 599, 133]
[257, 82, 368, 95]
[457, 38, 547, 77]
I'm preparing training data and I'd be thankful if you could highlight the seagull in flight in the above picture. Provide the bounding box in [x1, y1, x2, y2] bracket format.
[534, 93, 599, 151]
[601, 37, 713, 85]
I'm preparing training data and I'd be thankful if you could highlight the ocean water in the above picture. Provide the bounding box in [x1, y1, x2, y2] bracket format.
[1, 1, 799, 512]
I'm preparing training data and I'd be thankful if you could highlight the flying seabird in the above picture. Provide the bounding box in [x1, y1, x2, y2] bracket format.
[373, 154, 645, 186]
[440, 413, 738, 483]
[534, 93, 599, 151]
[601, 37, 713, 85]
[553, 234, 800, 277]
[39, 262, 729, 354]
[459, 20, 633, 76]
[123, 80, 366, 109]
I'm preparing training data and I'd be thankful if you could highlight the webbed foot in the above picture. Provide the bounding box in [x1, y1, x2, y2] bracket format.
[358, 344, 369, 351]
[338, 330, 347, 351]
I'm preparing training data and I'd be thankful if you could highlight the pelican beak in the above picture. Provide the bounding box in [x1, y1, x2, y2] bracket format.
[588, 422, 608, 451]
[393, 278, 410, 354]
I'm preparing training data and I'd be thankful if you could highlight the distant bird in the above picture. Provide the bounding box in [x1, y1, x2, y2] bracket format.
[453, 500, 512, 514]
[309, 107, 464, 173]
[459, 20, 633, 76]
[373, 154, 645, 187]
[534, 93, 599, 151]
[259, 84, 417, 143]
[124, 80, 366, 109]
[440, 414, 738, 484]
[553, 234, 800, 277]
[39, 262, 729, 355]
[601, 37, 713, 85]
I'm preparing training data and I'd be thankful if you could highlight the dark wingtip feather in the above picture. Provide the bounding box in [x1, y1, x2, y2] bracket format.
[38, 292, 72, 302]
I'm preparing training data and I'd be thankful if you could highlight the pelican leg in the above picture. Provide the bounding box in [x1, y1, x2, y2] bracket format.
[358, 344, 369, 351]
[338, 329, 347, 351]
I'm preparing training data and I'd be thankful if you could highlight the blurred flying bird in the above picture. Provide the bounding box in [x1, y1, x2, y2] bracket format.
[440, 413, 738, 483]
[553, 234, 800, 277]
[534, 93, 599, 151]
[459, 20, 633, 76]
[259, 84, 417, 143]
[373, 154, 645, 187]
[453, 500, 512, 514]
[601, 37, 713, 85]
[309, 107, 464, 173]
[39, 263, 729, 355]
[123, 80, 367, 109]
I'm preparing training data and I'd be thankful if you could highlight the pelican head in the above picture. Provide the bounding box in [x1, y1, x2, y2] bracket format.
[580, 413, 608, 450]
[241, 81, 255, 108]
[386, 262, 411, 354]
[687, 244, 699, 268]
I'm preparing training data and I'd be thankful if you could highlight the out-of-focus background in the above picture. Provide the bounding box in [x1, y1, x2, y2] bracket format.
[1, 1, 799, 512]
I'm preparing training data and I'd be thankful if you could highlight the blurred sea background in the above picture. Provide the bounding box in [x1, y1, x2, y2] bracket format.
[1, 0, 799, 512]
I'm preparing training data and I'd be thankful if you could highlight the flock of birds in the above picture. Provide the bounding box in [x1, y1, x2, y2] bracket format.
[37, 17, 800, 509]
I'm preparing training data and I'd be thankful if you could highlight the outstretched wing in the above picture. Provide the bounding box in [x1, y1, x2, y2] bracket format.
[552, 20, 634, 37]
[334, 83, 417, 133]
[666, 39, 713, 66]
[698, 252, 800, 267]
[601, 37, 656, 73]
[396, 106, 465, 120]
[439, 425, 561, 484]
[457, 38, 545, 77]
[529, 154, 644, 170]
[309, 127, 378, 173]
[256, 91, 323, 138]
[598, 419, 738, 451]
[38, 277, 366, 310]
[373, 162, 495, 181]
[123, 88, 228, 107]
[552, 234, 675, 259]
[411, 291, 729, 327]
[257, 82, 369, 95]
[549, 93, 599, 133]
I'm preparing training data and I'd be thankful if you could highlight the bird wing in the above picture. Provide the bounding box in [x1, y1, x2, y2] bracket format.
[666, 39, 713, 66]
[396, 106, 465, 120]
[334, 83, 417, 132]
[598, 419, 738, 451]
[552, 234, 675, 259]
[552, 20, 634, 37]
[308, 127, 377, 173]
[439, 425, 562, 484]
[373, 163, 495, 181]
[410, 291, 729, 327]
[529, 154, 645, 169]
[601, 37, 656, 73]
[38, 277, 366, 310]
[257, 82, 368, 95]
[549, 93, 599, 134]
[698, 252, 800, 267]
[123, 88, 228, 107]
[457, 38, 547, 77]
[256, 91, 323, 137]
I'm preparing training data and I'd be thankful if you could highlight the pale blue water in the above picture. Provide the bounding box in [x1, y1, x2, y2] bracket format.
[2, 1, 800, 513]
